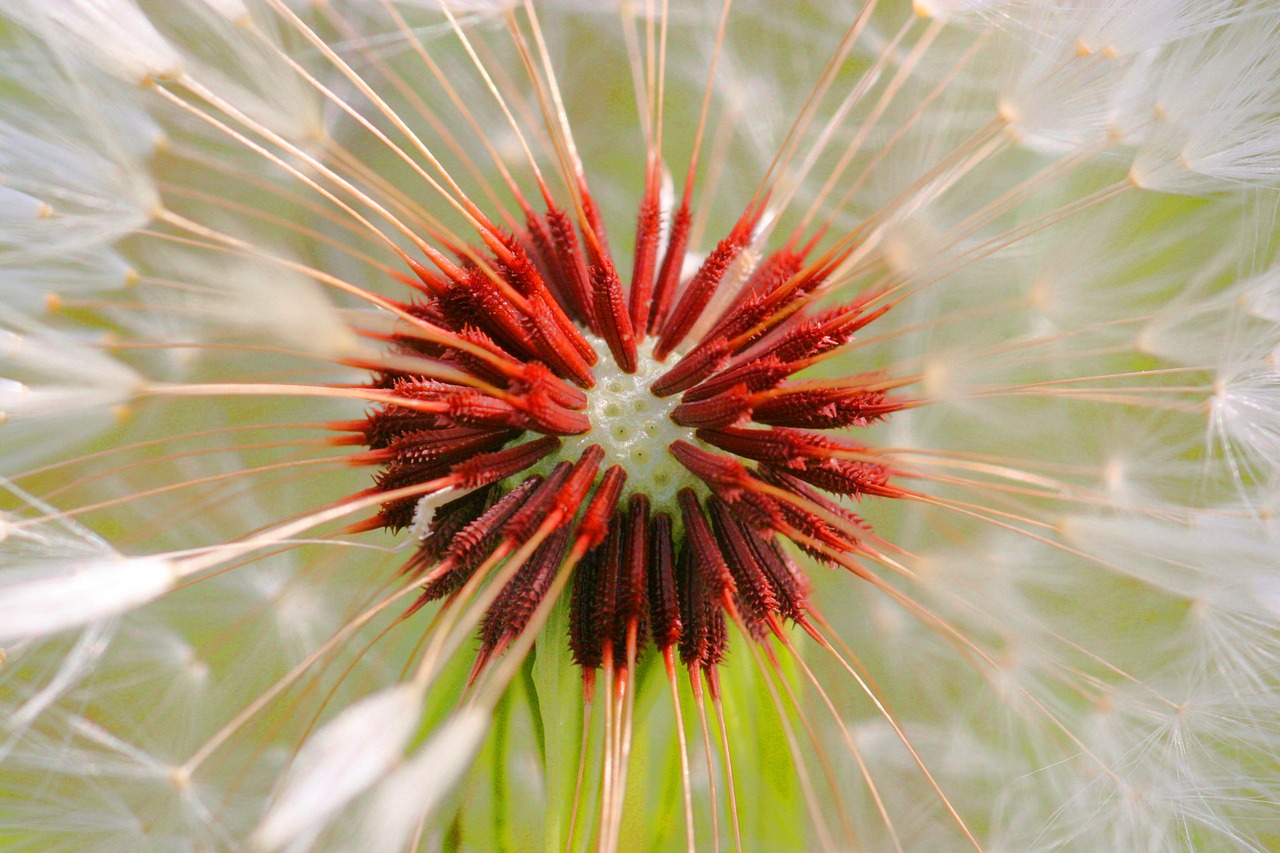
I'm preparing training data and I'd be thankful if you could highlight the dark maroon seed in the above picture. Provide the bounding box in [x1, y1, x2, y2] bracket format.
[403, 485, 496, 576]
[647, 512, 681, 651]
[615, 494, 651, 657]
[480, 525, 572, 655]
[501, 462, 573, 544]
[647, 201, 691, 336]
[449, 436, 560, 489]
[569, 546, 604, 670]
[677, 489, 734, 669]
[425, 477, 545, 598]
[707, 496, 779, 640]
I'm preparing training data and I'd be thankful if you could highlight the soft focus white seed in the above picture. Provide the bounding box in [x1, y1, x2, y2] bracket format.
[1237, 267, 1280, 324]
[1068, 0, 1245, 56]
[0, 555, 178, 643]
[358, 708, 490, 853]
[1125, 20, 1280, 193]
[0, 321, 147, 468]
[6, 0, 182, 84]
[155, 0, 323, 141]
[6, 621, 113, 730]
[195, 0, 251, 23]
[0, 103, 158, 254]
[252, 684, 424, 852]
[0, 325, 143, 420]
[910, 0, 1012, 21]
[1210, 360, 1280, 489]
[0, 253, 136, 315]
[0, 186, 52, 222]
[183, 256, 360, 356]
[996, 29, 1123, 152]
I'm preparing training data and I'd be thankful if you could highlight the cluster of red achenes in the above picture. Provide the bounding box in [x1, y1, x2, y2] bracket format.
[332, 176, 903, 687]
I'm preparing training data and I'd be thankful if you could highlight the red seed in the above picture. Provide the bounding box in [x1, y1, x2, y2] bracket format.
[669, 384, 752, 429]
[361, 427, 518, 477]
[445, 389, 524, 430]
[628, 164, 662, 337]
[515, 387, 593, 436]
[402, 485, 496, 577]
[647, 512, 681, 651]
[405, 256, 448, 295]
[696, 424, 862, 467]
[525, 208, 572, 306]
[751, 385, 900, 430]
[647, 201, 691, 336]
[679, 355, 790, 403]
[676, 489, 735, 668]
[546, 206, 596, 330]
[669, 441, 786, 532]
[480, 525, 572, 654]
[727, 248, 805, 314]
[368, 427, 517, 530]
[707, 496, 778, 640]
[355, 378, 453, 448]
[515, 361, 588, 410]
[650, 338, 730, 398]
[527, 294, 596, 388]
[756, 466, 870, 558]
[615, 494, 651, 657]
[669, 441, 754, 495]
[656, 216, 754, 359]
[495, 231, 594, 366]
[493, 231, 546, 300]
[426, 477, 545, 599]
[445, 325, 524, 388]
[690, 291, 777, 360]
[449, 436, 560, 489]
[351, 426, 519, 467]
[769, 456, 895, 499]
[502, 462, 574, 544]
[596, 516, 625, 659]
[590, 262, 639, 373]
[575, 465, 627, 550]
[554, 445, 606, 522]
[580, 188, 613, 265]
[441, 269, 538, 361]
[569, 545, 604, 670]
[739, 521, 809, 623]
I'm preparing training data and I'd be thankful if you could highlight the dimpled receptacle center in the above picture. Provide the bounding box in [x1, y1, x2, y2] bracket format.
[558, 335, 700, 514]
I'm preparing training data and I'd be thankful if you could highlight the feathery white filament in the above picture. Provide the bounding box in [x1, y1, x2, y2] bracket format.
[252, 684, 424, 852]
[0, 555, 177, 643]
[358, 708, 491, 853]
[6, 0, 182, 84]
[189, 256, 360, 356]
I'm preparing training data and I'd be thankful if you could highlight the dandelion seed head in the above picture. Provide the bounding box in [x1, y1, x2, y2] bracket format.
[5, 0, 1280, 850]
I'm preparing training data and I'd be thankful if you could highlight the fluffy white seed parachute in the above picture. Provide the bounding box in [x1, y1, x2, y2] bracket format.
[0, 555, 177, 643]
[5, 0, 182, 84]
[178, 254, 359, 357]
[0, 321, 145, 469]
[252, 684, 425, 852]
[358, 708, 491, 853]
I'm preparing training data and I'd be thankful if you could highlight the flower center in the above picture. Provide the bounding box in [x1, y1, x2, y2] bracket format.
[552, 336, 698, 514]
[336, 182, 906, 684]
